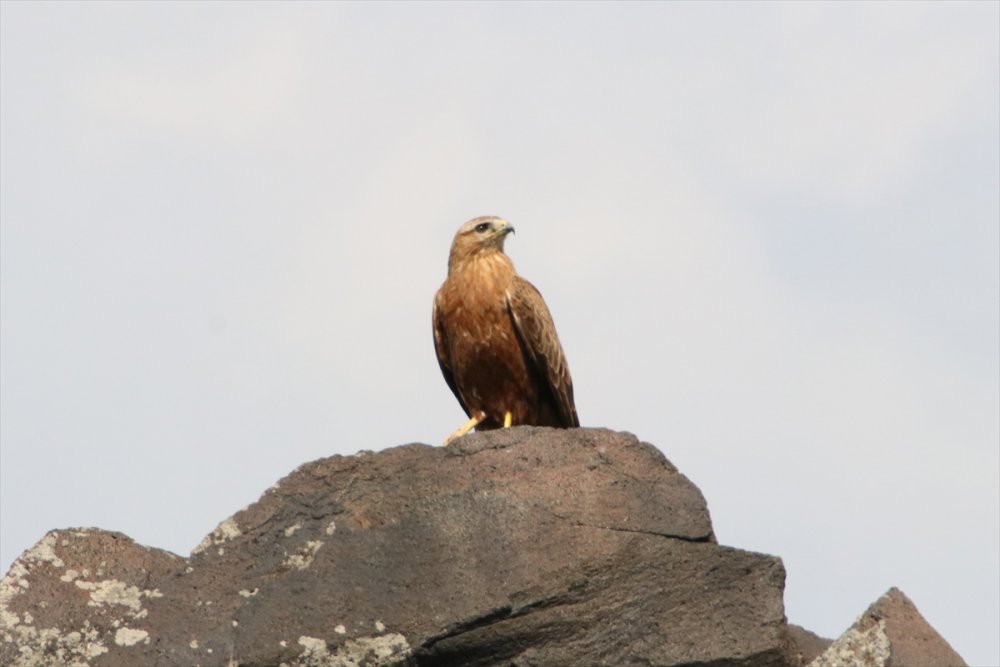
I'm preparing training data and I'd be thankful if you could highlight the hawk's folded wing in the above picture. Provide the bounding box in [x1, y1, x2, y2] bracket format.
[505, 276, 579, 428]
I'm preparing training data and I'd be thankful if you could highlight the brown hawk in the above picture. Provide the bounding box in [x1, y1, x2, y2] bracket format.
[433, 216, 579, 444]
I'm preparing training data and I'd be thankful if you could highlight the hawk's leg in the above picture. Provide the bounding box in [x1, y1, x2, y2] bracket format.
[503, 411, 512, 428]
[443, 412, 486, 445]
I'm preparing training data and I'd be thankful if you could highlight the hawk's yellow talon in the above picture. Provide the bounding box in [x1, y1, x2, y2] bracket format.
[444, 413, 486, 445]
[504, 411, 512, 428]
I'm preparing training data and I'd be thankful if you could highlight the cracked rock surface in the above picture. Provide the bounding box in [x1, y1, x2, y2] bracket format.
[0, 427, 961, 666]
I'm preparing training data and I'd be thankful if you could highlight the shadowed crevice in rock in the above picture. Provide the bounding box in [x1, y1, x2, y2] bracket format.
[562, 519, 715, 542]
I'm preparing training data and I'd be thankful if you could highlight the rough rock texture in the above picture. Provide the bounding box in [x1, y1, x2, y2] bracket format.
[786, 624, 833, 666]
[0, 427, 964, 667]
[809, 588, 967, 667]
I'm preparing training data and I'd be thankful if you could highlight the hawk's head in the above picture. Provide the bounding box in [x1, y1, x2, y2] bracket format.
[448, 216, 515, 270]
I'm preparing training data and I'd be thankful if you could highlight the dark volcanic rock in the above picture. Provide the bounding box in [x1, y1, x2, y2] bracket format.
[810, 587, 967, 667]
[0, 426, 957, 667]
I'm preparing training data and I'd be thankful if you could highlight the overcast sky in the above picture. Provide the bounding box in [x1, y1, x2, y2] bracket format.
[1, 2, 997, 664]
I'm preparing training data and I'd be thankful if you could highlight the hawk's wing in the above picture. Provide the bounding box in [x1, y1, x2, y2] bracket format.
[505, 276, 579, 427]
[432, 296, 470, 417]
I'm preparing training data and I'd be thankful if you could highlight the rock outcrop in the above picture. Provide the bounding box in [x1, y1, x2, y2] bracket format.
[0, 427, 966, 667]
[812, 588, 967, 667]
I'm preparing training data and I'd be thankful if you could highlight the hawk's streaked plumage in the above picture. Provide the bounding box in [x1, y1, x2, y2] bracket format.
[433, 216, 578, 443]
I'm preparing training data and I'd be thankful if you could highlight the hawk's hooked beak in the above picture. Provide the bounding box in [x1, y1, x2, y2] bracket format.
[500, 223, 515, 236]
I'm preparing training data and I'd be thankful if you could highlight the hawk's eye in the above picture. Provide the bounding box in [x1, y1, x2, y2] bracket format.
[474, 222, 491, 233]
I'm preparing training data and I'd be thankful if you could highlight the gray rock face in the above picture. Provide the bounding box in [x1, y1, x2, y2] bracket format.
[810, 588, 967, 667]
[0, 427, 964, 667]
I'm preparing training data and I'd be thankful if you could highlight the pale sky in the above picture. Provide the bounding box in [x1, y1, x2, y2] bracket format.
[1, 2, 998, 664]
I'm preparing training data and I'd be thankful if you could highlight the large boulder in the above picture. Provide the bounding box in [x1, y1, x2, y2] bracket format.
[0, 427, 962, 667]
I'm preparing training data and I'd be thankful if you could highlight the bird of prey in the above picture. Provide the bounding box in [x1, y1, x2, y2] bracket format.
[432, 216, 579, 444]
